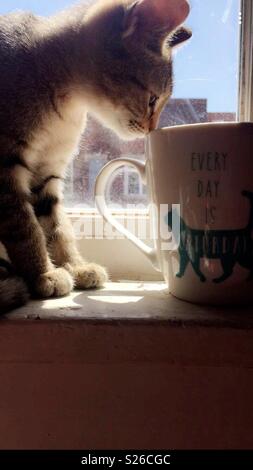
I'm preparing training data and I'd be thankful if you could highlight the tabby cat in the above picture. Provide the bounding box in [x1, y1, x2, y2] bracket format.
[0, 0, 191, 313]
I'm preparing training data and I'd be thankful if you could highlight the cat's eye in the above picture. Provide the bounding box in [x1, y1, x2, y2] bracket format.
[149, 95, 158, 108]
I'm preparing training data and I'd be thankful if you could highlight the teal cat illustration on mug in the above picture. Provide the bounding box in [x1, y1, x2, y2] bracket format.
[166, 191, 253, 284]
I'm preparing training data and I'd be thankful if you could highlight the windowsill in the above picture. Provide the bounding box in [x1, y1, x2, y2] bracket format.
[5, 281, 253, 327]
[1, 281, 253, 368]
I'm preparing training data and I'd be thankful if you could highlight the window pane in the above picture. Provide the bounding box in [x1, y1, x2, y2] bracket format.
[0, 0, 241, 209]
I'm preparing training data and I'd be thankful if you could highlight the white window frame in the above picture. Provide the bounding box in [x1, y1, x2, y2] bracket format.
[239, 0, 253, 122]
[67, 0, 253, 280]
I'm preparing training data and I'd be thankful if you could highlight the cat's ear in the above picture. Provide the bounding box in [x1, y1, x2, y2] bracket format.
[168, 26, 192, 48]
[123, 0, 190, 43]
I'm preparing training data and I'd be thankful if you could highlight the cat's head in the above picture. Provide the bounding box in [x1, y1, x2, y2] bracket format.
[83, 0, 192, 140]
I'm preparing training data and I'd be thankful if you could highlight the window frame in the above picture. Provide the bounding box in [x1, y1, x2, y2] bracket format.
[67, 0, 253, 279]
[238, 0, 253, 122]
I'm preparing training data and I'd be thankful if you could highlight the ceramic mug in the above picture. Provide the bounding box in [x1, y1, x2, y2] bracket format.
[95, 122, 253, 305]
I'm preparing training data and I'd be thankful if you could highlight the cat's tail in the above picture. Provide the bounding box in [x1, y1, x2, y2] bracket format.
[0, 276, 29, 315]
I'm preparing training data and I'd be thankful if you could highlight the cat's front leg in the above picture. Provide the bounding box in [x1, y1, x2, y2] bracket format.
[42, 207, 108, 289]
[0, 175, 74, 298]
[37, 180, 108, 289]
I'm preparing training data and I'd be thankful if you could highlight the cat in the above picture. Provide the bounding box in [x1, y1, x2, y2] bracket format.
[0, 0, 191, 313]
[166, 191, 253, 284]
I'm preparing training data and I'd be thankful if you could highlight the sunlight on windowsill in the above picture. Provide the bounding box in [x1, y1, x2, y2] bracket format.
[87, 296, 144, 305]
[87, 281, 166, 305]
[6, 280, 253, 328]
[40, 281, 167, 311]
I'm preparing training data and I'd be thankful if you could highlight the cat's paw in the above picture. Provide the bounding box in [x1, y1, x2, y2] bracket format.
[70, 263, 108, 290]
[34, 268, 74, 298]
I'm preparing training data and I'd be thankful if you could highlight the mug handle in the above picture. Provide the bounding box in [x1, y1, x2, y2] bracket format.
[94, 158, 159, 270]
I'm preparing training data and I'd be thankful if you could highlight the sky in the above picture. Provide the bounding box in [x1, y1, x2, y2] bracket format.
[0, 0, 240, 113]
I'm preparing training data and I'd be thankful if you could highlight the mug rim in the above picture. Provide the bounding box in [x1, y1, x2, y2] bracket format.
[149, 121, 253, 136]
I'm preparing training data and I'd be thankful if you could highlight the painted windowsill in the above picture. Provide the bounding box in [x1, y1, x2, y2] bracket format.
[0, 281, 252, 368]
[3, 281, 253, 327]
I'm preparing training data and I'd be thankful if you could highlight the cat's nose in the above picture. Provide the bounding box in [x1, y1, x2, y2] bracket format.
[149, 114, 159, 132]
[149, 121, 156, 132]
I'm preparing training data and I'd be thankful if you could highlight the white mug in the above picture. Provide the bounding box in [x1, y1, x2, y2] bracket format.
[95, 122, 253, 305]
